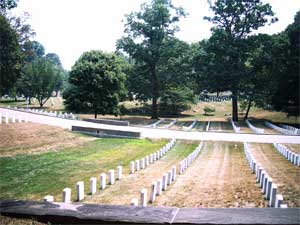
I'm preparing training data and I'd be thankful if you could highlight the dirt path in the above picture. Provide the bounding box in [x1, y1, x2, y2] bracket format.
[84, 141, 197, 205]
[248, 143, 300, 207]
[153, 142, 267, 208]
[284, 144, 300, 154]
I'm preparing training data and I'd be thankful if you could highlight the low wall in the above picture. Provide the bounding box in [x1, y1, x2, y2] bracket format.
[83, 118, 129, 126]
[72, 126, 140, 138]
[1, 200, 299, 225]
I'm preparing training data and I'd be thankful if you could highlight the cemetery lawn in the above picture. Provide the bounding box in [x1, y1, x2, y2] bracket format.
[84, 140, 199, 205]
[153, 141, 267, 208]
[0, 137, 167, 201]
[0, 123, 95, 157]
[248, 143, 300, 207]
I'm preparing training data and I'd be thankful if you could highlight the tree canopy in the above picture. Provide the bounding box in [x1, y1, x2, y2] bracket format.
[117, 0, 186, 119]
[202, 0, 277, 121]
[0, 14, 22, 95]
[63, 50, 127, 118]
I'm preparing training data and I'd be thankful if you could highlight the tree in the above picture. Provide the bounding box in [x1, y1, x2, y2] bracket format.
[46, 53, 62, 67]
[269, 11, 299, 118]
[0, 14, 22, 95]
[204, 0, 277, 121]
[117, 0, 186, 119]
[0, 0, 18, 15]
[19, 58, 59, 107]
[63, 50, 127, 118]
[23, 40, 45, 62]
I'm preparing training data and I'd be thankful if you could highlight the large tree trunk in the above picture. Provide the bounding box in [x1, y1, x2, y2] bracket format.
[151, 65, 159, 119]
[244, 99, 252, 120]
[232, 89, 238, 121]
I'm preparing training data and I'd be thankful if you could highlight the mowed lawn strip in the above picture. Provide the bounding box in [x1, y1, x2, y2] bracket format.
[0, 138, 167, 201]
[248, 143, 300, 207]
[192, 121, 206, 131]
[84, 141, 199, 205]
[154, 142, 267, 208]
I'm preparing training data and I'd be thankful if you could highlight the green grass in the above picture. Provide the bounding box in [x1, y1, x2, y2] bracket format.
[0, 138, 167, 201]
[166, 141, 199, 159]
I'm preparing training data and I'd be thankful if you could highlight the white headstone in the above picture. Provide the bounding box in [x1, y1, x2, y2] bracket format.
[117, 166, 122, 180]
[130, 198, 138, 206]
[76, 181, 84, 201]
[100, 173, 106, 189]
[62, 188, 71, 203]
[130, 161, 135, 174]
[171, 166, 176, 181]
[275, 194, 283, 208]
[140, 188, 147, 207]
[269, 183, 277, 207]
[141, 158, 145, 169]
[167, 170, 172, 185]
[135, 160, 140, 171]
[108, 170, 115, 185]
[156, 178, 162, 196]
[150, 181, 157, 203]
[162, 173, 168, 191]
[90, 177, 97, 195]
[43, 195, 54, 202]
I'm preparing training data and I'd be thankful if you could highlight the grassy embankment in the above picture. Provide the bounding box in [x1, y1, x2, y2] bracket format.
[0, 138, 167, 201]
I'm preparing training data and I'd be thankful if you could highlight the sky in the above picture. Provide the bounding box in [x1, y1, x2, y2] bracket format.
[12, 0, 300, 70]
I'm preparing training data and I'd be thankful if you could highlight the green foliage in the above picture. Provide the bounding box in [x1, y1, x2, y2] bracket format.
[117, 0, 186, 119]
[203, 106, 216, 116]
[0, 0, 18, 15]
[160, 86, 196, 116]
[17, 58, 59, 107]
[200, 0, 277, 121]
[0, 14, 22, 95]
[23, 40, 45, 62]
[45, 53, 62, 67]
[63, 50, 127, 118]
[269, 11, 299, 117]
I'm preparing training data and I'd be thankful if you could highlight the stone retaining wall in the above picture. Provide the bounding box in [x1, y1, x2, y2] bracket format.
[72, 126, 140, 138]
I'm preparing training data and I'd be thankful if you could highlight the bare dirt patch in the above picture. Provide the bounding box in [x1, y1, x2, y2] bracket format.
[84, 141, 197, 205]
[248, 143, 300, 207]
[153, 142, 267, 208]
[0, 123, 94, 157]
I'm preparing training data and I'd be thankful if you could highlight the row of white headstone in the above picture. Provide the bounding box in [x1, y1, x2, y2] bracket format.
[131, 142, 203, 207]
[243, 143, 287, 208]
[146, 119, 165, 128]
[179, 142, 203, 174]
[0, 112, 28, 124]
[273, 143, 300, 167]
[44, 165, 123, 203]
[163, 119, 177, 129]
[281, 124, 300, 135]
[183, 120, 197, 131]
[206, 121, 210, 131]
[130, 139, 176, 174]
[230, 118, 241, 133]
[265, 121, 298, 135]
[245, 120, 264, 134]
[199, 96, 231, 102]
[15, 107, 77, 120]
